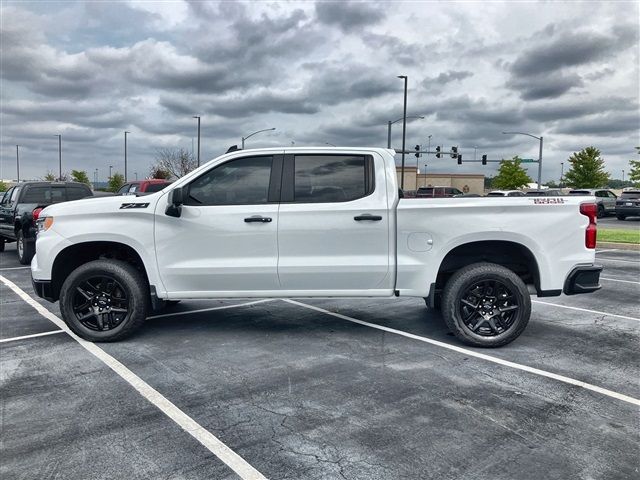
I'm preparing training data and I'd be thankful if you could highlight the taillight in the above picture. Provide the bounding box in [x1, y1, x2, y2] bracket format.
[580, 203, 597, 249]
[32, 207, 43, 222]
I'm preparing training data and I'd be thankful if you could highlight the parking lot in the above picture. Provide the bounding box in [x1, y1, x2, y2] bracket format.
[1, 243, 638, 480]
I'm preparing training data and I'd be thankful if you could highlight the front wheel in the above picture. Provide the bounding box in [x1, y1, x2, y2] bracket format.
[597, 205, 605, 219]
[59, 259, 148, 342]
[616, 214, 626, 220]
[442, 263, 531, 347]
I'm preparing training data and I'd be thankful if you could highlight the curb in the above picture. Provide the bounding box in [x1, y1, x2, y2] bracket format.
[597, 241, 640, 251]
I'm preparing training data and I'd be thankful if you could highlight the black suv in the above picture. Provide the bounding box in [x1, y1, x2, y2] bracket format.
[616, 190, 640, 220]
[0, 182, 93, 264]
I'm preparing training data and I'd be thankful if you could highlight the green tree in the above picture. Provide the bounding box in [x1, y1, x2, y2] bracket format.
[108, 172, 125, 192]
[563, 147, 610, 188]
[43, 171, 56, 181]
[70, 169, 91, 185]
[492, 156, 532, 190]
[0, 181, 7, 192]
[629, 147, 640, 185]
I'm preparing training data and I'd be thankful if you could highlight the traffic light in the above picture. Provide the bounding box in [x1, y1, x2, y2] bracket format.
[482, 154, 487, 165]
[415, 145, 421, 158]
[435, 146, 441, 158]
[457, 154, 462, 165]
[451, 146, 458, 158]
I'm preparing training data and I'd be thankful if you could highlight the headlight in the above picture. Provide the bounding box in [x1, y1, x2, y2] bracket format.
[36, 216, 54, 233]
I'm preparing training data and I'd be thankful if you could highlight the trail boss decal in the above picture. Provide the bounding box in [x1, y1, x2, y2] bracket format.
[532, 198, 565, 204]
[120, 202, 150, 209]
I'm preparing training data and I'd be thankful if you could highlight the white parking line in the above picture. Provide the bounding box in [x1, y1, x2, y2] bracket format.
[0, 275, 267, 480]
[147, 299, 273, 320]
[284, 299, 640, 407]
[0, 266, 30, 271]
[600, 276, 640, 285]
[596, 249, 619, 254]
[532, 300, 640, 323]
[0, 329, 65, 343]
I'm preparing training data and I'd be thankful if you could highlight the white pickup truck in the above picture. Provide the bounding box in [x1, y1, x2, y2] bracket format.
[31, 147, 602, 347]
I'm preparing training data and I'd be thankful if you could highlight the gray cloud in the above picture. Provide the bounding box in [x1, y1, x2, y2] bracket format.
[507, 71, 584, 100]
[315, 1, 384, 32]
[510, 27, 637, 77]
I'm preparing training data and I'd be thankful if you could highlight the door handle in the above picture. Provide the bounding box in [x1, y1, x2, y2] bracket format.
[244, 216, 272, 223]
[354, 214, 382, 221]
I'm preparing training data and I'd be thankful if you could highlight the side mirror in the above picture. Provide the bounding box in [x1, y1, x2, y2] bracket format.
[165, 187, 184, 218]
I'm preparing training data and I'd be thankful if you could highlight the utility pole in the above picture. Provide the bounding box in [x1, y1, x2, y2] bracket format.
[15, 145, 20, 182]
[124, 131, 130, 180]
[193, 116, 201, 167]
[398, 75, 408, 189]
[54, 134, 62, 180]
[425, 135, 432, 188]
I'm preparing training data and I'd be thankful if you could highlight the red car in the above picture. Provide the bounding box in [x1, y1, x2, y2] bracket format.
[117, 179, 172, 196]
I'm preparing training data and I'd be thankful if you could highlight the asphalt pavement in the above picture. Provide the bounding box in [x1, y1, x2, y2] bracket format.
[599, 216, 640, 230]
[1, 243, 639, 480]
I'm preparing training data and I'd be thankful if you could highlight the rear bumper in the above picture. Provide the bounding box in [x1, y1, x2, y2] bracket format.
[615, 206, 640, 216]
[31, 277, 55, 302]
[563, 265, 603, 295]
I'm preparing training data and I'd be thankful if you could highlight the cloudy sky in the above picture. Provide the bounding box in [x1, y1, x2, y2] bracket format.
[1, 0, 638, 182]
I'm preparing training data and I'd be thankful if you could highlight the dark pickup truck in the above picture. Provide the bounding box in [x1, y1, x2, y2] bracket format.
[0, 182, 93, 264]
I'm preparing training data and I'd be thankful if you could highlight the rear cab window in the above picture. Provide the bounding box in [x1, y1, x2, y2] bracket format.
[145, 183, 167, 193]
[21, 186, 50, 203]
[66, 185, 91, 200]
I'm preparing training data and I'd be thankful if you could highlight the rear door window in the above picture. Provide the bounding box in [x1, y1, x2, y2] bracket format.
[291, 155, 373, 203]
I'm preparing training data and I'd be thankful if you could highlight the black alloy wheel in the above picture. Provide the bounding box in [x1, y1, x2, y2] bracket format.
[72, 276, 129, 331]
[458, 280, 520, 337]
[441, 262, 531, 347]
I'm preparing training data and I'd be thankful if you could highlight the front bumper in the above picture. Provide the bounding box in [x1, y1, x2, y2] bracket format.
[31, 277, 55, 302]
[563, 265, 603, 295]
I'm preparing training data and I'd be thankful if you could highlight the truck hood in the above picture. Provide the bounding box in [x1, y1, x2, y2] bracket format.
[41, 193, 161, 217]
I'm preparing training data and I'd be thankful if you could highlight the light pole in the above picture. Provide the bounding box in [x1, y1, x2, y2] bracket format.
[109, 165, 113, 180]
[124, 131, 130, 180]
[242, 127, 276, 149]
[474, 146, 478, 161]
[15, 145, 20, 182]
[325, 142, 336, 147]
[386, 115, 425, 149]
[193, 116, 201, 167]
[560, 162, 564, 188]
[398, 75, 408, 190]
[622, 170, 625, 183]
[54, 134, 62, 180]
[502, 131, 543, 190]
[94, 168, 98, 186]
[424, 134, 432, 188]
[134, 172, 138, 181]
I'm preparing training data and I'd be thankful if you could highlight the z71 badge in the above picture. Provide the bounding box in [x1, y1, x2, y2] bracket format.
[533, 198, 565, 204]
[120, 202, 150, 209]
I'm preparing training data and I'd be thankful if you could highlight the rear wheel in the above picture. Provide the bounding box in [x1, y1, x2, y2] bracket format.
[16, 230, 35, 265]
[616, 214, 626, 220]
[442, 263, 531, 347]
[597, 204, 605, 219]
[0, 238, 5, 252]
[59, 260, 148, 342]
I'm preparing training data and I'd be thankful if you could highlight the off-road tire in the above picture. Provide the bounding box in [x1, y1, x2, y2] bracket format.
[59, 260, 148, 342]
[442, 262, 531, 348]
